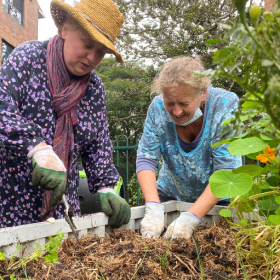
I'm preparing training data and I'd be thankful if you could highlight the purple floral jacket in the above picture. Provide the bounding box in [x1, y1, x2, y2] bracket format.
[0, 39, 119, 228]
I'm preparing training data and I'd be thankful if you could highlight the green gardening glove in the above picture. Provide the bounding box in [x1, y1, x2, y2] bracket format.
[98, 189, 131, 228]
[28, 145, 67, 206]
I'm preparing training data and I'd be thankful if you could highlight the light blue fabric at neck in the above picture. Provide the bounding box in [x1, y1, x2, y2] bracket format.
[169, 107, 203, 126]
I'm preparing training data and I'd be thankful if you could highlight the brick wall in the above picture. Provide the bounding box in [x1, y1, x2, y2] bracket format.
[265, 0, 275, 11]
[0, 0, 41, 65]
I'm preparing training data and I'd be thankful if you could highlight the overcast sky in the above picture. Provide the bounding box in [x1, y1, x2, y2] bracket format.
[37, 0, 77, 41]
[37, 0, 263, 41]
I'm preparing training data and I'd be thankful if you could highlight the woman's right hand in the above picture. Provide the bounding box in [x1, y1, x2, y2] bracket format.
[27, 145, 67, 206]
[140, 202, 164, 238]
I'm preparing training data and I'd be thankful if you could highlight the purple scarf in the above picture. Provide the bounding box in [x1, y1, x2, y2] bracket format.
[41, 35, 90, 220]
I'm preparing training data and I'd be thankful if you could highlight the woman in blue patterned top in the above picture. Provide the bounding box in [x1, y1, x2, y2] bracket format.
[137, 56, 242, 240]
[0, 0, 130, 228]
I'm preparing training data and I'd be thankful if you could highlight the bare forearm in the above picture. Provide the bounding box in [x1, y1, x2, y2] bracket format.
[137, 169, 160, 202]
[187, 184, 220, 219]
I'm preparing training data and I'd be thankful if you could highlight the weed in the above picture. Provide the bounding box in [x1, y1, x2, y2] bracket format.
[192, 236, 205, 280]
[43, 230, 64, 263]
[96, 261, 106, 280]
[130, 247, 148, 280]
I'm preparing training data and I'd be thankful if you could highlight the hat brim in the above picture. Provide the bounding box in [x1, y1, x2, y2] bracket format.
[50, 0, 124, 63]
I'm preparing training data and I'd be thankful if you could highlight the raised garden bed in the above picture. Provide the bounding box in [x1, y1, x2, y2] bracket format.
[0, 202, 268, 279]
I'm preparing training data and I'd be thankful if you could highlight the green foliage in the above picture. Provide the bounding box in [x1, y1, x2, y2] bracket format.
[95, 57, 154, 144]
[15, 245, 23, 251]
[115, 0, 245, 96]
[219, 209, 232, 218]
[0, 252, 5, 261]
[115, 0, 237, 64]
[95, 58, 155, 203]
[228, 137, 267, 155]
[128, 173, 145, 206]
[209, 170, 253, 198]
[207, 0, 280, 273]
[44, 230, 64, 263]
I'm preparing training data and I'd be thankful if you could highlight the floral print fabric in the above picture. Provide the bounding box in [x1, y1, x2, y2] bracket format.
[0, 40, 119, 228]
[137, 86, 242, 202]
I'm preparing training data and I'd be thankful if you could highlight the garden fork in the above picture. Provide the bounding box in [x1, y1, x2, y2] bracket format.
[61, 194, 80, 244]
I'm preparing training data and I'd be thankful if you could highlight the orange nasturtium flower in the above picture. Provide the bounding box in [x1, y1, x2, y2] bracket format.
[256, 145, 276, 163]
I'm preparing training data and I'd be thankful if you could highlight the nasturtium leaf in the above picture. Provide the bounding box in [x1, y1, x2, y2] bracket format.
[209, 170, 253, 198]
[258, 181, 270, 189]
[246, 152, 259, 160]
[232, 164, 263, 176]
[257, 197, 279, 210]
[268, 215, 280, 225]
[275, 196, 280, 204]
[211, 139, 231, 148]
[266, 176, 277, 186]
[265, 219, 274, 225]
[275, 208, 280, 215]
[261, 164, 270, 174]
[240, 219, 248, 226]
[219, 209, 232, 217]
[269, 165, 278, 174]
[263, 137, 277, 146]
[260, 134, 274, 141]
[228, 137, 267, 155]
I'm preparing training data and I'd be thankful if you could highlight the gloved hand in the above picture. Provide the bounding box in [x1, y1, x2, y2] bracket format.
[164, 212, 202, 240]
[98, 188, 131, 228]
[140, 202, 164, 238]
[27, 145, 67, 206]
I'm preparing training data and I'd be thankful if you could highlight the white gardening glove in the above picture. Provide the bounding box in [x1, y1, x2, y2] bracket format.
[140, 202, 164, 238]
[164, 212, 202, 240]
[27, 145, 67, 206]
[27, 145, 66, 171]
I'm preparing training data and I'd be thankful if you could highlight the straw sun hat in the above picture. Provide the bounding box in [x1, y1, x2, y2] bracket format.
[51, 0, 125, 63]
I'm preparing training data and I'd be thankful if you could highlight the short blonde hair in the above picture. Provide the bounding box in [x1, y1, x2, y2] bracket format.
[151, 56, 211, 96]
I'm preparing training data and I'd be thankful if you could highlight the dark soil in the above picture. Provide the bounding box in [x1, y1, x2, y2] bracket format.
[0, 219, 260, 280]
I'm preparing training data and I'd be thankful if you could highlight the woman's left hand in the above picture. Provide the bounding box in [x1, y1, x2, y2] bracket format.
[98, 189, 131, 228]
[164, 212, 202, 240]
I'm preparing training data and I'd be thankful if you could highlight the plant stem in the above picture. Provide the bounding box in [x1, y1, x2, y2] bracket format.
[130, 248, 148, 280]
[96, 261, 106, 280]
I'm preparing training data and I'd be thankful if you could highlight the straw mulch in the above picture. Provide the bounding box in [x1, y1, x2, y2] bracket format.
[0, 219, 260, 280]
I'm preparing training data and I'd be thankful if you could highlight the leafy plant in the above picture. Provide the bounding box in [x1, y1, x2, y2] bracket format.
[205, 0, 280, 277]
[0, 252, 5, 261]
[7, 230, 64, 273]
[43, 230, 64, 263]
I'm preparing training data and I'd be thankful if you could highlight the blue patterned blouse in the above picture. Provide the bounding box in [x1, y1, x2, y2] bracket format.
[0, 40, 119, 228]
[137, 86, 242, 202]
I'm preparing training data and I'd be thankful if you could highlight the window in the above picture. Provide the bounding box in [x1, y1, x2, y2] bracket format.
[2, 0, 23, 25]
[1, 40, 14, 65]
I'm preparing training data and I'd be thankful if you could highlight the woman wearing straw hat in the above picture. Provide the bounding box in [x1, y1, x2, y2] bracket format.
[0, 0, 130, 228]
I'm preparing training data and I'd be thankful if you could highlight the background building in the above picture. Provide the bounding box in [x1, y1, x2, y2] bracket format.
[0, 0, 44, 65]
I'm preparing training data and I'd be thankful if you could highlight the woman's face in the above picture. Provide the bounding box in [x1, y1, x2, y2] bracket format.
[61, 24, 110, 77]
[162, 85, 207, 125]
